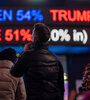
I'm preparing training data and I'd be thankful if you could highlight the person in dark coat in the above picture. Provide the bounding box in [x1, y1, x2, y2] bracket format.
[10, 23, 64, 100]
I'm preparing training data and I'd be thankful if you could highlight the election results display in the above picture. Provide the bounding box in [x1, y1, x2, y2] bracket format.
[1, 7, 90, 25]
[0, 7, 90, 46]
[0, 26, 90, 46]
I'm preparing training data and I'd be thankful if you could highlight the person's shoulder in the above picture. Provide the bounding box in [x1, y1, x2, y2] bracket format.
[44, 50, 59, 61]
[48, 50, 57, 58]
[48, 50, 62, 64]
[22, 49, 35, 55]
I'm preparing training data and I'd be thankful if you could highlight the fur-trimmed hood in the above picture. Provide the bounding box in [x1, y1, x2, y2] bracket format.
[0, 60, 13, 69]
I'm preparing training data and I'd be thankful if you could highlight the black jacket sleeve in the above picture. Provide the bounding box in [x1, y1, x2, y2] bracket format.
[10, 52, 28, 77]
[58, 61, 64, 100]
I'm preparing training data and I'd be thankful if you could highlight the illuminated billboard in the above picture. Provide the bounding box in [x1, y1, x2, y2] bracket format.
[0, 7, 90, 46]
[0, 26, 90, 46]
[0, 7, 90, 25]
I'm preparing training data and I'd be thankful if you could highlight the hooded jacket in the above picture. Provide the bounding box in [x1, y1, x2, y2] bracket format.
[0, 60, 26, 100]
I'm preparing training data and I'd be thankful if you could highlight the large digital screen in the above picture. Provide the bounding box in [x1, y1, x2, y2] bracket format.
[0, 7, 90, 46]
[0, 7, 90, 25]
[0, 26, 90, 46]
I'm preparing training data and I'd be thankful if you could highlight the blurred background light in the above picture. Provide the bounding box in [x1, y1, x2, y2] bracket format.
[0, 0, 65, 6]
[0, 46, 90, 54]
[0, 0, 90, 6]
[29, 0, 45, 2]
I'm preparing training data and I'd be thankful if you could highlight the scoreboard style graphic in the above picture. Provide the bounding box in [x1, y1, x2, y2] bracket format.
[0, 7, 90, 46]
[0, 26, 89, 46]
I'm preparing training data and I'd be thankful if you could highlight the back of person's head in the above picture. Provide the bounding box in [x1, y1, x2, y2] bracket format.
[0, 48, 16, 63]
[34, 23, 50, 43]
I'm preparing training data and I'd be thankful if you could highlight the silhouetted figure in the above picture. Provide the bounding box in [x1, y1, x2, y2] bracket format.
[10, 23, 64, 100]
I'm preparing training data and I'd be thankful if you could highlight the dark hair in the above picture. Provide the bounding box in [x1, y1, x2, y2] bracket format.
[0, 48, 16, 63]
[34, 23, 50, 43]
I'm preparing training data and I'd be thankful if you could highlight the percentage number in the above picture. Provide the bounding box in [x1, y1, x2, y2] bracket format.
[31, 9, 44, 21]
[50, 29, 71, 42]
[16, 9, 44, 22]
[5, 29, 32, 42]
[20, 29, 31, 41]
